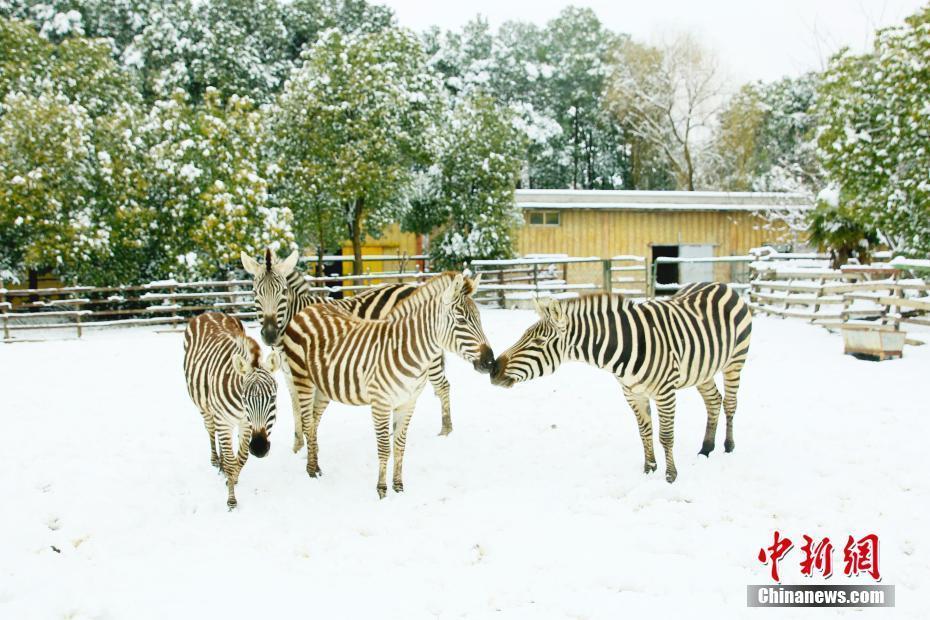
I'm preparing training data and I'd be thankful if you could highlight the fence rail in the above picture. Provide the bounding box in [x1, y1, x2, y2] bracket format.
[0, 266, 433, 342]
[6, 248, 928, 342]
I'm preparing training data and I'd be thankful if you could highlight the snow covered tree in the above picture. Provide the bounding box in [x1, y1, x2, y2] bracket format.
[534, 7, 625, 189]
[423, 9, 627, 190]
[0, 16, 137, 115]
[0, 91, 105, 279]
[712, 74, 821, 193]
[807, 188, 879, 268]
[127, 0, 291, 103]
[815, 5, 930, 255]
[132, 88, 294, 280]
[607, 34, 724, 191]
[272, 27, 440, 274]
[410, 93, 524, 270]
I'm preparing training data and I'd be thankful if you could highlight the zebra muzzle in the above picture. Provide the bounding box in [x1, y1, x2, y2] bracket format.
[260, 318, 278, 346]
[473, 345, 495, 374]
[249, 430, 270, 458]
[489, 356, 514, 387]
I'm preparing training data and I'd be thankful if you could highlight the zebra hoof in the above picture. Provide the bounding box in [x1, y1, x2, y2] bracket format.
[227, 499, 237, 510]
[292, 435, 305, 454]
[377, 485, 387, 499]
[724, 440, 735, 453]
[438, 426, 452, 436]
[393, 482, 404, 493]
[643, 461, 657, 474]
[698, 441, 714, 457]
[306, 467, 321, 478]
[665, 471, 677, 484]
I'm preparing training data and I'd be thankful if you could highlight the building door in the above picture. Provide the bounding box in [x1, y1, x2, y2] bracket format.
[679, 244, 714, 283]
[652, 245, 679, 285]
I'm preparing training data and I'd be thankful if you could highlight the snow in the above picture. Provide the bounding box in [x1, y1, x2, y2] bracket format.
[1, 311, 928, 618]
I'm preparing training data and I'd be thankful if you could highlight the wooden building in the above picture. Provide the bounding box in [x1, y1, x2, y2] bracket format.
[514, 189, 811, 286]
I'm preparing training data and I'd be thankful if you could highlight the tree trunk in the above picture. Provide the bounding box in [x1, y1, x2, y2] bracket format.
[350, 197, 364, 276]
[683, 142, 695, 191]
[315, 246, 325, 278]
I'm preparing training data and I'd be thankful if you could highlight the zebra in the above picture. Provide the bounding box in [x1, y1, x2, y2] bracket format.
[240, 250, 456, 449]
[183, 312, 280, 508]
[281, 272, 495, 498]
[490, 283, 752, 483]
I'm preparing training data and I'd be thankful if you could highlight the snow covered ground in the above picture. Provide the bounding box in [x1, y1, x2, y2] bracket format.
[1, 310, 928, 619]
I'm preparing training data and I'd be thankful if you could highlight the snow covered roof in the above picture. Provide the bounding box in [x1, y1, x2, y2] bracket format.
[515, 189, 813, 212]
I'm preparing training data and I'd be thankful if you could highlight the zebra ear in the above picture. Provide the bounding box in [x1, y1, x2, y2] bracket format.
[232, 352, 252, 377]
[273, 250, 299, 277]
[548, 300, 568, 332]
[471, 272, 482, 291]
[442, 273, 465, 305]
[263, 350, 281, 373]
[241, 251, 262, 276]
[533, 297, 550, 318]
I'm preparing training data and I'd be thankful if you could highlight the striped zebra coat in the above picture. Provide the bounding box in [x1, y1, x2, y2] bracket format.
[491, 283, 752, 483]
[281, 272, 495, 498]
[184, 312, 280, 508]
[241, 250, 455, 446]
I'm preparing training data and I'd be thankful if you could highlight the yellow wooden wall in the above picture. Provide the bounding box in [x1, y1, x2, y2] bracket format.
[516, 209, 793, 283]
[339, 223, 420, 275]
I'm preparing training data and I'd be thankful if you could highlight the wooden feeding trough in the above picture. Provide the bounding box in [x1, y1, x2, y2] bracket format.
[841, 323, 906, 361]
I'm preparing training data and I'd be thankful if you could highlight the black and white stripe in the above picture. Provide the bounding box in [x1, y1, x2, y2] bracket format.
[491, 283, 752, 483]
[241, 250, 457, 447]
[281, 273, 495, 498]
[183, 312, 280, 508]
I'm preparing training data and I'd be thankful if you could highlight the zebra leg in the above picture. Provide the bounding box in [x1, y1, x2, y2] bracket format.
[292, 376, 319, 477]
[427, 355, 452, 436]
[392, 400, 417, 493]
[621, 384, 657, 474]
[654, 390, 678, 483]
[201, 410, 220, 469]
[722, 364, 744, 453]
[305, 391, 330, 478]
[216, 424, 239, 509]
[234, 420, 251, 481]
[281, 361, 304, 453]
[696, 380, 723, 456]
[371, 399, 392, 499]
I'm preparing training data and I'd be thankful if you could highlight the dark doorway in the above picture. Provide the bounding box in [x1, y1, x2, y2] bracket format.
[323, 248, 344, 299]
[652, 245, 679, 284]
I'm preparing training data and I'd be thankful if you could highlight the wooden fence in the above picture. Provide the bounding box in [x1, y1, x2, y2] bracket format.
[0, 265, 434, 342]
[748, 256, 930, 332]
[470, 255, 649, 308]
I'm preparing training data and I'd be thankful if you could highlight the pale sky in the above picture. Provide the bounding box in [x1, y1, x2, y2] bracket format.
[380, 0, 927, 83]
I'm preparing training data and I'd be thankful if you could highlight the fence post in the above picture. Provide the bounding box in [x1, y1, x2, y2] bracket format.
[532, 263, 538, 294]
[648, 260, 657, 299]
[0, 280, 8, 341]
[497, 269, 505, 309]
[76, 312, 82, 339]
[602, 259, 612, 294]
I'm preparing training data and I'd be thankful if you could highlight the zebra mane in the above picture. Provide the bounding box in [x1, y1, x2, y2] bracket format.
[235, 334, 259, 369]
[576, 291, 626, 302]
[387, 272, 466, 313]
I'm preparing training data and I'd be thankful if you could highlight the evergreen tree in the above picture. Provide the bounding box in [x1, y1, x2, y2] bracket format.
[272, 26, 440, 274]
[411, 93, 524, 269]
[815, 5, 930, 255]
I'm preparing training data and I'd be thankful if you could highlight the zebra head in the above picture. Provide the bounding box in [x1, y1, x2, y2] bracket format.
[241, 248, 299, 347]
[232, 344, 281, 458]
[491, 298, 569, 388]
[439, 273, 495, 373]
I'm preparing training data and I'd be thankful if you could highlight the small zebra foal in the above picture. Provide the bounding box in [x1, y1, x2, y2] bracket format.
[491, 283, 751, 483]
[282, 273, 495, 498]
[184, 312, 280, 508]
